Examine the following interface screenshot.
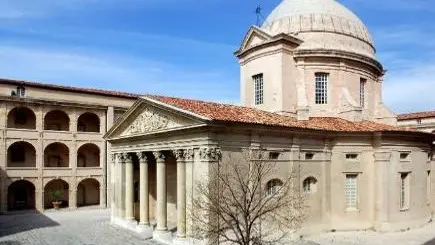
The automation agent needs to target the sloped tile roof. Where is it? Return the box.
[0,78,141,99]
[148,95,411,133]
[398,111,435,120]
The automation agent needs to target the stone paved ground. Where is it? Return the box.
[305,222,435,245]
[0,209,162,245]
[2,209,435,245]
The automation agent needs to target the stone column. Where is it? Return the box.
[110,154,117,221]
[137,152,150,226]
[199,147,222,244]
[124,153,135,221]
[184,149,195,237]
[154,151,167,231]
[116,153,125,219]
[174,149,187,238]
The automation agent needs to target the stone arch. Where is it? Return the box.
[44,142,69,168]
[44,110,70,131]
[7,141,36,167]
[303,176,318,194]
[77,143,100,167]
[7,107,36,129]
[44,179,69,209]
[266,178,283,196]
[77,178,100,207]
[7,180,36,211]
[77,112,100,133]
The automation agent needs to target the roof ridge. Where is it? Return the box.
[0,77,142,98]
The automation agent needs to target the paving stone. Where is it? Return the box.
[0,209,162,245]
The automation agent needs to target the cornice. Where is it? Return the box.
[235,34,302,59]
[0,95,129,111]
[294,49,384,75]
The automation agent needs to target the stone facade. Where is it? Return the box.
[398,112,435,133]
[106,98,435,244]
[0,79,136,213]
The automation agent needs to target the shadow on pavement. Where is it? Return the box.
[424,239,435,245]
[0,211,59,237]
[0,241,21,245]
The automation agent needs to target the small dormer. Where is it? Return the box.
[10,85,26,98]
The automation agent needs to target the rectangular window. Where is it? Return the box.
[346,153,359,160]
[315,73,328,104]
[253,74,264,105]
[400,173,410,210]
[345,174,358,210]
[17,86,25,97]
[269,152,280,160]
[360,78,366,108]
[428,171,431,204]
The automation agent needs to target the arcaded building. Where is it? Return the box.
[1,0,434,244]
[398,111,435,134]
[105,0,434,244]
[0,79,136,213]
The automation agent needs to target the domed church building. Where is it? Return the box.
[104,0,435,243]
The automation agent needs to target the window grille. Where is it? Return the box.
[253,74,264,105]
[360,78,366,107]
[315,73,328,104]
[345,174,358,210]
[400,173,410,210]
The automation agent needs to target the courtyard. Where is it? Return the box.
[1,209,435,245]
[0,209,162,245]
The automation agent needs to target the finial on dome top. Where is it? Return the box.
[255,1,266,26]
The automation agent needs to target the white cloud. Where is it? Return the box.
[343,0,435,12]
[0,45,238,102]
[383,64,435,113]
[0,0,214,19]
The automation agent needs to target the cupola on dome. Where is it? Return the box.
[262,0,376,59]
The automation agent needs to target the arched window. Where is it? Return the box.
[77,112,100,133]
[7,107,36,129]
[266,179,283,196]
[303,177,318,194]
[44,110,70,131]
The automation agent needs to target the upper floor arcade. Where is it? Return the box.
[4,105,105,134]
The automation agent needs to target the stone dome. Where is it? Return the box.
[262,0,376,59]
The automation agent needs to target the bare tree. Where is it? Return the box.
[191,149,306,245]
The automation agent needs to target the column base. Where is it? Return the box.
[153,230,173,244]
[172,237,194,245]
[136,224,153,237]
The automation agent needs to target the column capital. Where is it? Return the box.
[153,151,165,163]
[136,152,148,164]
[199,147,221,161]
[110,153,116,163]
[120,152,133,163]
[173,149,184,161]
[183,148,194,161]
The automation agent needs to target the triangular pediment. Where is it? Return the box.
[239,26,272,51]
[105,98,208,140]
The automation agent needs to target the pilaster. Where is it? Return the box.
[374,150,392,231]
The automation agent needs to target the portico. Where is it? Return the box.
[110,148,193,241]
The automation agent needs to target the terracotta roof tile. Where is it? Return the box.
[148,95,415,133]
[0,78,141,99]
[398,111,435,120]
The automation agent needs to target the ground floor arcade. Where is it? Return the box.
[3,177,104,212]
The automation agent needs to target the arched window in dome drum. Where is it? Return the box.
[315,73,328,104]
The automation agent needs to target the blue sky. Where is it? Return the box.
[0,0,433,113]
